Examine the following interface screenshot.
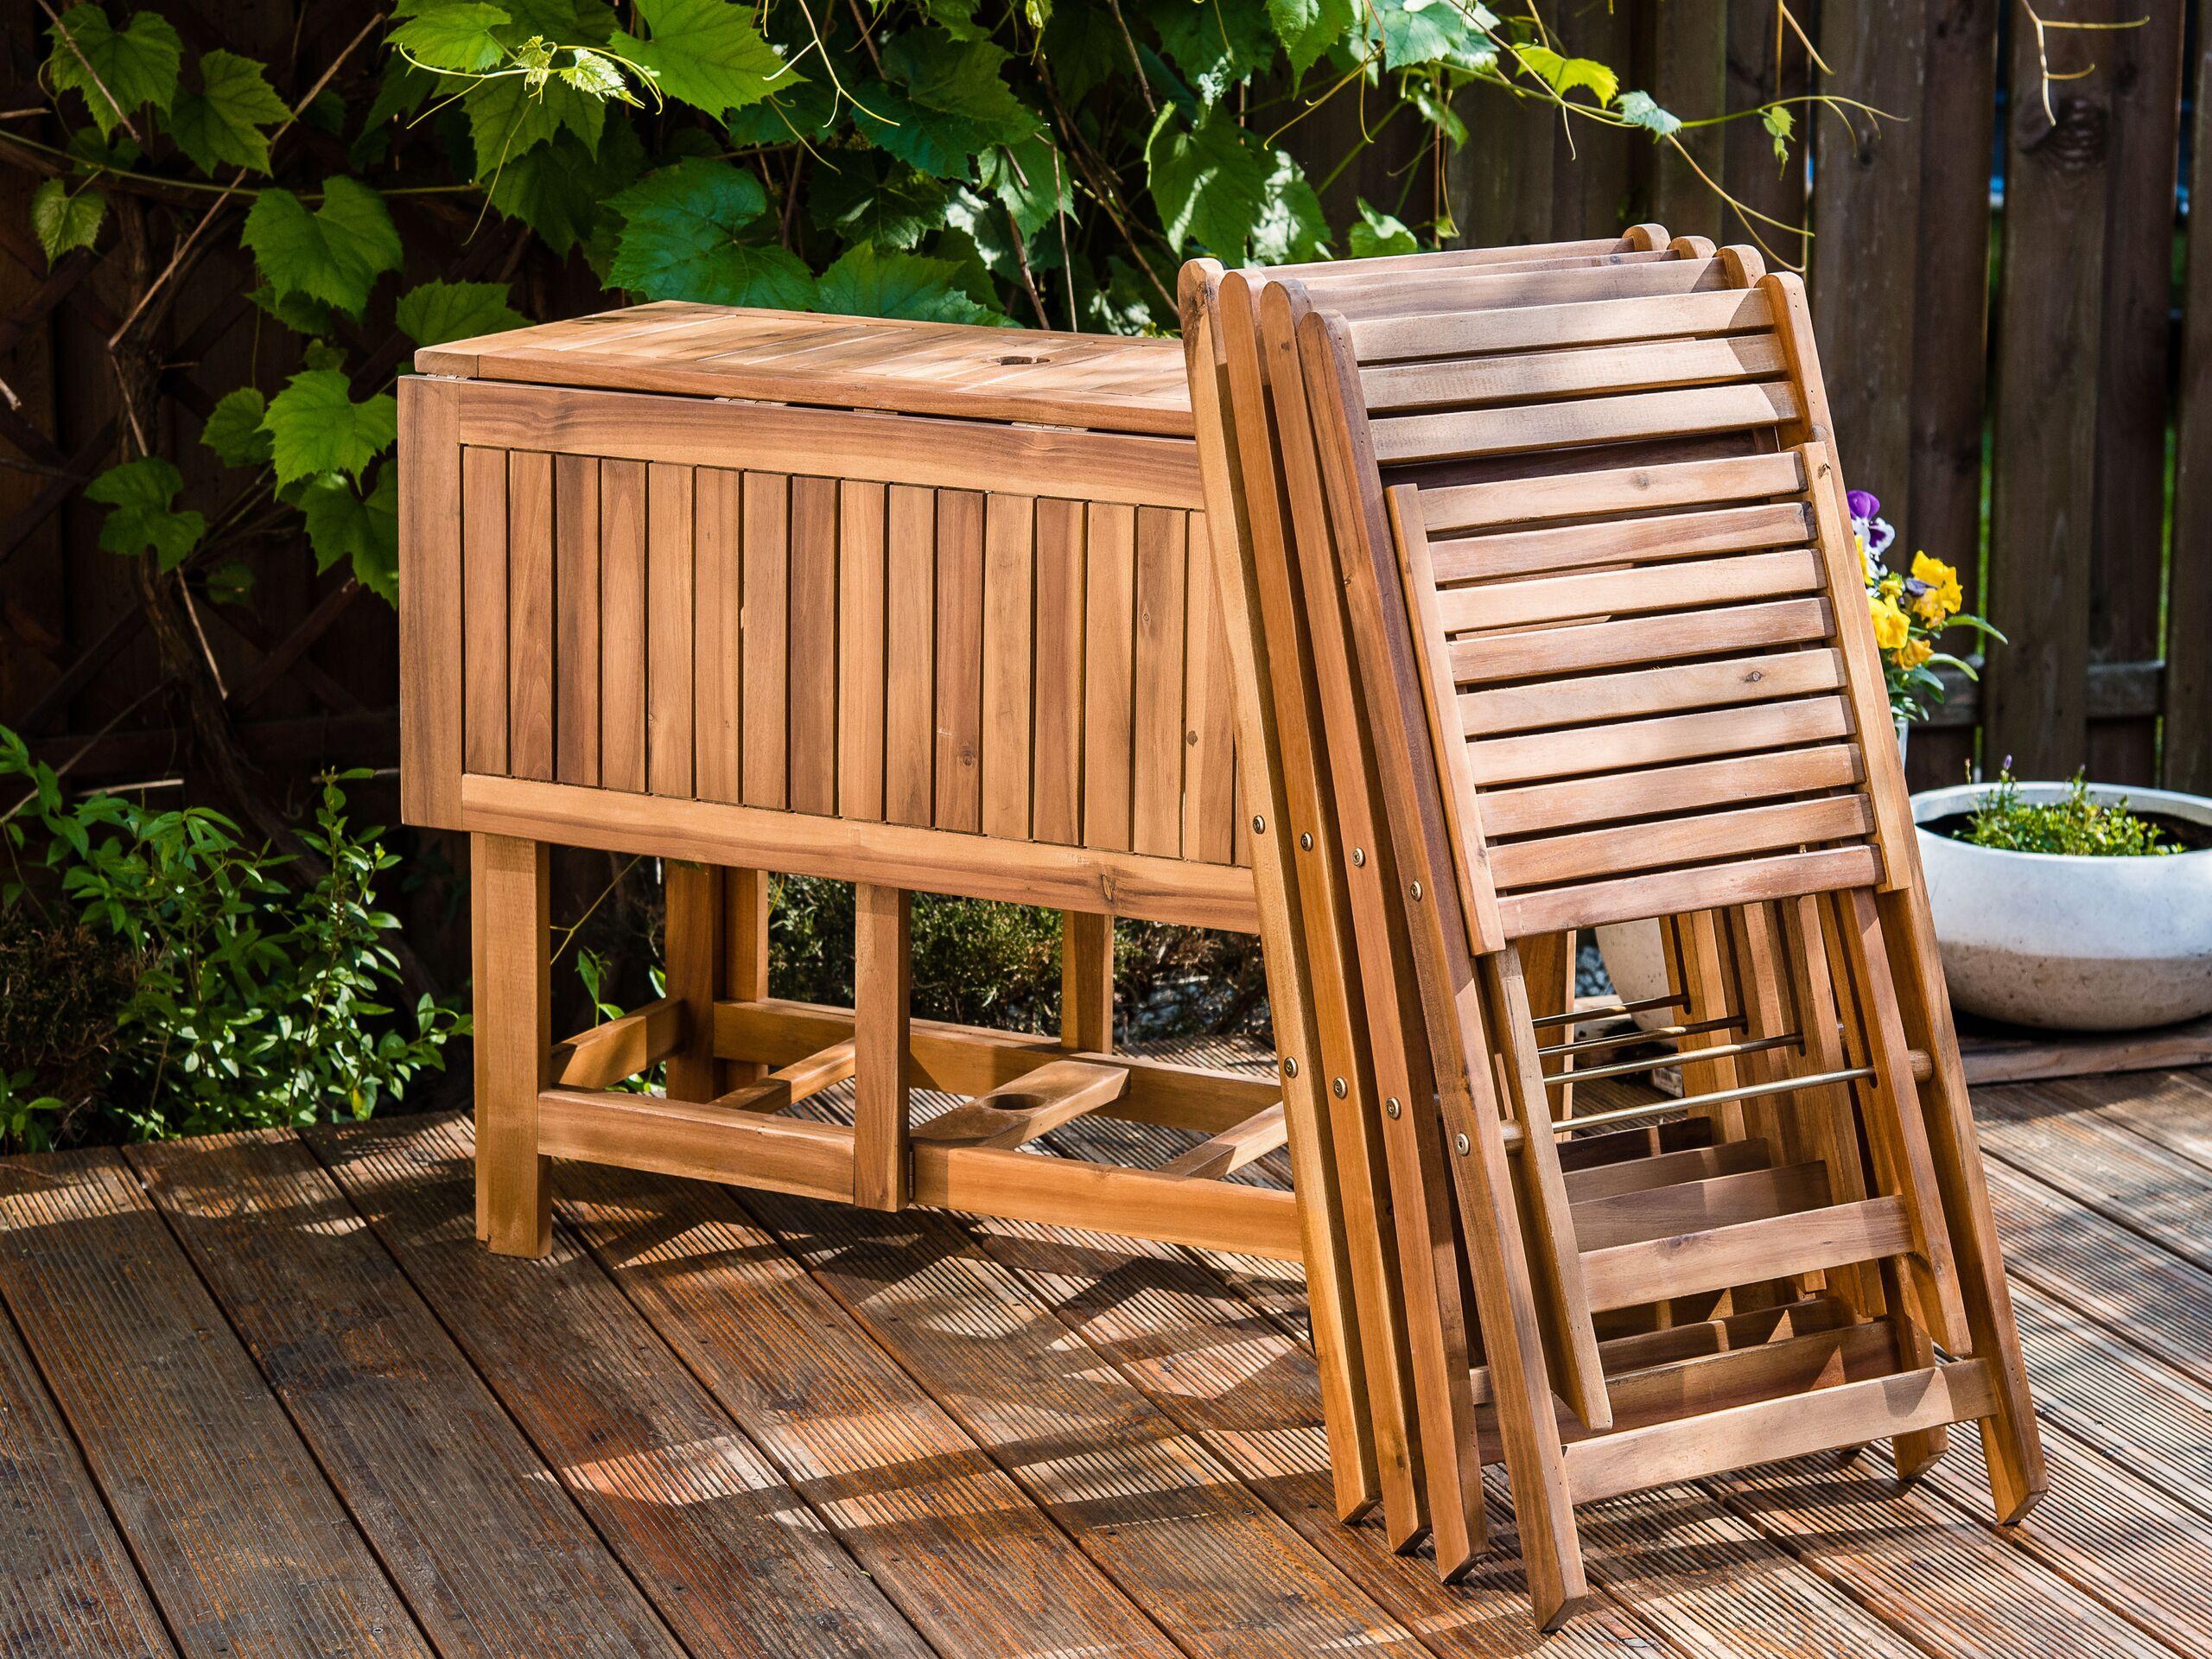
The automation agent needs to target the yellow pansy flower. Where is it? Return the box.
[1910,551,1961,622]
[1894,637,1933,670]
[1869,594,1910,652]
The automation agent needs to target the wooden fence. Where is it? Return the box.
[3,0,2207,823]
[1440,0,2210,796]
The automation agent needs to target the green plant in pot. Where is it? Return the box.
[1911,769,2212,1032]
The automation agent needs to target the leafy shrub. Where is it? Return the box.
[766,875,1263,1043]
[1961,771,2180,859]
[0,728,467,1149]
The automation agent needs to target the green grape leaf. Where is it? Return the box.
[485,119,642,253]
[1363,0,1489,69]
[610,0,793,120]
[1763,103,1795,163]
[808,156,955,251]
[46,6,181,138]
[1265,0,1358,78]
[389,3,512,73]
[1039,6,1124,103]
[1146,106,1268,264]
[262,369,397,486]
[1616,90,1681,139]
[301,467,400,601]
[1150,0,1274,101]
[607,158,815,307]
[395,279,527,346]
[241,177,402,318]
[1252,147,1327,264]
[979,130,1072,240]
[200,387,273,467]
[165,49,289,174]
[248,282,335,337]
[883,30,1034,145]
[86,456,204,570]
[815,243,1004,325]
[351,57,438,163]
[465,66,604,177]
[30,178,105,263]
[1517,44,1618,105]
[1349,197,1418,258]
[852,84,986,180]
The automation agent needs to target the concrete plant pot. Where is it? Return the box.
[1911,780,2212,1031]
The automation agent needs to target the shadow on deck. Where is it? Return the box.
[3,1057,2209,1658]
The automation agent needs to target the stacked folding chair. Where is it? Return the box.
[1182,238,2047,1627]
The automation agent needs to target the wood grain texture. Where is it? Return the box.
[789,475,841,816]
[982,493,1035,839]
[555,454,601,785]
[461,445,509,776]
[506,449,556,782]
[550,1154,1185,1659]
[742,471,791,810]
[646,462,696,796]
[885,485,935,828]
[1033,497,1087,844]
[0,1150,435,1658]
[694,466,743,802]
[1131,507,1188,857]
[600,457,648,791]
[310,1114,936,1659]
[933,490,986,833]
[129,1131,687,1659]
[838,480,888,819]
[400,376,465,828]
[0,1253,175,1657]
[1083,501,1136,851]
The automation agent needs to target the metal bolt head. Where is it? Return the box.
[1385,1096,1402,1119]
[1453,1132,1471,1155]
[1252,814,1267,834]
[1332,1077,1347,1098]
[1409,880,1424,901]
[1351,847,1365,867]
[1299,831,1313,851]
[1282,1056,1299,1077]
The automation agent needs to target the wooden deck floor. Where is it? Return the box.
[4,1058,2212,1657]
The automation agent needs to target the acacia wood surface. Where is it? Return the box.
[3,1064,2190,1656]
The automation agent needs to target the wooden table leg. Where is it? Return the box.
[663,861,726,1101]
[1061,912,1114,1053]
[725,868,772,1082]
[855,883,912,1211]
[474,832,551,1257]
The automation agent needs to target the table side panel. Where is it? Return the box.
[416,379,1252,915]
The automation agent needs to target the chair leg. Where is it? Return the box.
[474,832,551,1257]
[854,883,912,1211]
[1878,882,2050,1521]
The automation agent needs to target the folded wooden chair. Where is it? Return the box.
[1182,227,1764,1573]
[1267,252,2046,1622]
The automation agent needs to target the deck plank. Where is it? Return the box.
[1040,1109,1938,1659]
[723,1184,1431,1658]
[537,1147,1185,1659]
[126,1130,689,1659]
[0,1283,176,1658]
[303,1115,934,1659]
[0,1150,435,1659]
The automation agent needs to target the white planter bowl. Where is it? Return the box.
[1912,781,2212,1031]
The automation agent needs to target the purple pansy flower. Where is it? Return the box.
[1847,489,1881,520]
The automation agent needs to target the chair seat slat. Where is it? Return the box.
[1434,548,1824,634]
[1449,594,1832,685]
[1429,500,1814,583]
[1373,381,1802,467]
[1363,334,1788,413]
[1478,744,1865,836]
[1460,647,1847,737]
[1487,794,1874,891]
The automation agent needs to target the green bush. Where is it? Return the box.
[0,728,467,1150]
[1962,771,2180,859]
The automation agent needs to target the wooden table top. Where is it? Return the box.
[414,301,1193,437]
